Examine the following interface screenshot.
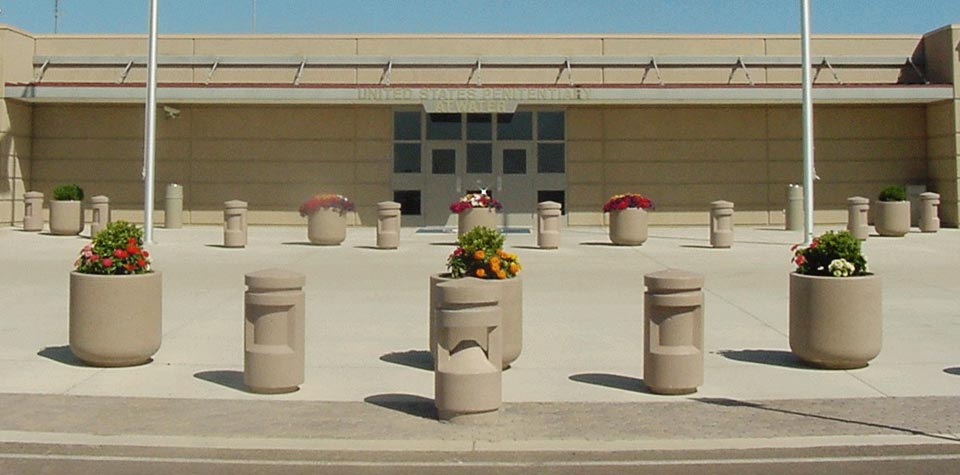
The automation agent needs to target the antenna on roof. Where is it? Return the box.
[54,0,61,33]
[251,0,257,33]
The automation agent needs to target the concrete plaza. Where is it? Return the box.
[1,223,959,472]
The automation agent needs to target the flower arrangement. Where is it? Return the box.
[791,230,869,277]
[447,226,521,280]
[602,193,654,212]
[298,193,356,216]
[449,191,503,214]
[75,221,152,275]
[878,185,907,202]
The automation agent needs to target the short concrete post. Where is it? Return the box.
[709,200,734,248]
[376,201,402,249]
[644,269,705,395]
[164,183,183,229]
[224,200,248,248]
[434,279,502,423]
[919,192,940,233]
[90,195,110,237]
[846,196,870,240]
[244,270,305,394]
[785,184,803,231]
[23,191,44,232]
[536,201,562,249]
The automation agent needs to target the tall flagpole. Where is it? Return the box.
[800,0,815,244]
[143,0,158,243]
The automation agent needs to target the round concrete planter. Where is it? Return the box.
[69,271,162,367]
[49,200,83,236]
[457,207,498,237]
[789,273,881,369]
[430,273,522,369]
[608,208,648,246]
[874,200,910,237]
[307,208,347,245]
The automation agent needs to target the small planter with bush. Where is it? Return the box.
[49,184,85,236]
[874,185,910,237]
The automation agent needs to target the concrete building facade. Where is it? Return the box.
[1,23,958,227]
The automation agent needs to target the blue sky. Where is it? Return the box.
[0,0,958,35]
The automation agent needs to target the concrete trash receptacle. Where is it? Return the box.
[224,200,248,248]
[165,184,183,229]
[244,269,305,394]
[919,192,940,233]
[644,269,705,395]
[376,201,402,249]
[709,200,734,248]
[90,195,110,237]
[23,191,44,232]
[536,201,562,249]
[846,196,870,240]
[785,184,803,231]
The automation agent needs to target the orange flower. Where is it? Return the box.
[490,262,501,272]
[498,249,508,258]
[473,250,485,260]
[509,263,519,274]
[475,268,486,278]
[497,270,506,279]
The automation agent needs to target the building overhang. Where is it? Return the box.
[5,82,953,108]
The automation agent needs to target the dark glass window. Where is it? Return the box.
[502,148,527,174]
[496,111,532,140]
[393,190,422,216]
[537,190,565,213]
[393,143,421,173]
[537,111,565,140]
[432,149,456,174]
[393,111,420,140]
[467,114,492,140]
[537,143,565,173]
[467,143,492,173]
[426,113,462,140]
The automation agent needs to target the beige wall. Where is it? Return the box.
[30,104,392,225]
[0,26,35,225]
[923,25,960,226]
[567,104,928,226]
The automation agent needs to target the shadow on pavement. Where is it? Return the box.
[364,393,437,420]
[569,372,651,394]
[944,367,960,376]
[578,241,625,247]
[380,350,433,371]
[37,345,86,367]
[194,370,249,393]
[715,349,812,370]
[694,397,960,442]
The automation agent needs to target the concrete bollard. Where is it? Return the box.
[536,201,562,249]
[846,196,870,240]
[643,269,705,395]
[785,184,803,231]
[164,183,183,229]
[90,195,110,237]
[709,200,734,248]
[224,200,248,248]
[244,269,305,394]
[434,279,502,423]
[376,201,402,249]
[23,191,44,232]
[919,192,940,233]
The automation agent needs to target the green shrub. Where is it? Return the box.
[791,230,868,277]
[878,185,906,202]
[446,226,521,279]
[74,221,152,275]
[53,184,84,201]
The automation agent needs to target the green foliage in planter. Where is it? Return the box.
[53,184,84,201]
[791,230,869,277]
[447,226,522,280]
[75,221,152,275]
[878,185,906,202]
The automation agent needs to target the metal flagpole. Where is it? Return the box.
[800,0,815,244]
[143,0,158,243]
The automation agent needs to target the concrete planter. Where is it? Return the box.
[307,208,347,245]
[789,273,881,369]
[49,200,84,236]
[608,208,648,246]
[69,271,162,367]
[430,273,522,369]
[457,207,498,237]
[874,201,910,237]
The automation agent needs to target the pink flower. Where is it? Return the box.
[102,258,113,267]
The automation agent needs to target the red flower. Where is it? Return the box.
[90,254,99,262]
[126,244,140,254]
[127,237,137,244]
[795,255,806,265]
[102,258,113,267]
[124,263,135,272]
[137,258,146,267]
[142,250,150,258]
[114,249,128,259]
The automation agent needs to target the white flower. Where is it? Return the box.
[829,258,856,277]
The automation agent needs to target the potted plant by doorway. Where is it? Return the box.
[874,185,910,237]
[299,193,355,245]
[49,183,85,236]
[430,226,523,369]
[450,191,502,237]
[789,230,881,369]
[603,193,654,246]
[70,220,162,367]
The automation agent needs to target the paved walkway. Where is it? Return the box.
[1,223,959,471]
